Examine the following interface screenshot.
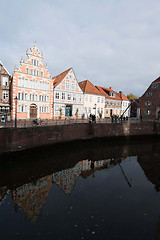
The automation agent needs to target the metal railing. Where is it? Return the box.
[0,117,158,128]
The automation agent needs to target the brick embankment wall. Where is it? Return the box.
[0,122,160,153]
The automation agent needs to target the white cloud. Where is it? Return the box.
[1,0,160,96]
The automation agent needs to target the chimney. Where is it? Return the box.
[109,87,112,90]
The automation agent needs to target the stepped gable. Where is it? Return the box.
[152,76,160,84]
[79,80,105,96]
[52,68,71,88]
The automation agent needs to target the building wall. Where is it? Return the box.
[11,43,53,120]
[104,98,121,118]
[0,62,10,120]
[83,93,105,118]
[53,69,83,119]
[121,100,130,117]
[140,81,160,119]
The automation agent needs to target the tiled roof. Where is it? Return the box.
[79,80,105,96]
[0,61,10,76]
[152,76,160,83]
[52,68,72,87]
[118,91,129,101]
[96,86,121,100]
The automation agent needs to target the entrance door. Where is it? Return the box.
[65,105,72,117]
[30,104,37,118]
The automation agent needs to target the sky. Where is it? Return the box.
[1,0,160,97]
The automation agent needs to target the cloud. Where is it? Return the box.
[1,0,160,96]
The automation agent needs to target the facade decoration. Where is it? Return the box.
[0,61,11,121]
[52,68,83,119]
[139,77,160,120]
[11,42,53,120]
[79,80,105,118]
[96,86,130,117]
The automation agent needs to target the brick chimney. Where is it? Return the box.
[109,87,113,90]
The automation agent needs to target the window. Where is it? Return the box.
[21,105,24,112]
[26,68,29,74]
[37,70,39,76]
[145,110,151,115]
[79,95,82,102]
[41,71,43,77]
[18,78,21,87]
[39,95,41,102]
[67,93,71,100]
[31,59,34,65]
[34,60,36,66]
[25,93,28,101]
[106,109,108,114]
[146,92,152,97]
[55,105,59,113]
[152,83,159,88]
[31,69,33,75]
[62,92,65,100]
[25,105,27,112]
[98,108,100,113]
[3,91,8,100]
[90,96,92,102]
[18,92,21,100]
[101,97,104,103]
[101,108,103,113]
[22,93,24,100]
[37,61,39,66]
[98,97,100,103]
[34,70,36,76]
[89,107,91,113]
[85,95,88,101]
[66,82,70,89]
[3,77,8,86]
[73,94,76,101]
[55,92,59,99]
[145,101,152,106]
[85,107,87,113]
[71,83,75,90]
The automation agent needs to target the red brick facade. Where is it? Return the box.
[139,77,160,119]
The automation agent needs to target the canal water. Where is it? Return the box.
[0,138,160,240]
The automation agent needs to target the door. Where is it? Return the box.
[65,105,72,117]
[30,104,37,118]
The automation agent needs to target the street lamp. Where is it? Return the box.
[14,96,18,128]
[94,103,97,116]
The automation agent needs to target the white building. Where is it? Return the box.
[79,80,105,118]
[119,91,130,117]
[52,68,83,119]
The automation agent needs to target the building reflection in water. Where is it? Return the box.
[12,175,52,222]
[11,158,122,222]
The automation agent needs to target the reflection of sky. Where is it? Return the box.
[0,155,160,239]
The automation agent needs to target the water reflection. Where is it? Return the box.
[0,139,160,239]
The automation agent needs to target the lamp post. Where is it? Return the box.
[15,96,18,128]
[94,103,97,117]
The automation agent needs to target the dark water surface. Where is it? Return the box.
[0,138,160,240]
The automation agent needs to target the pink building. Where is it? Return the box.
[11,43,53,120]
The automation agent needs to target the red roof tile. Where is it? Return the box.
[96,86,121,100]
[79,80,105,96]
[52,68,72,87]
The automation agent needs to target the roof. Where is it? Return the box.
[0,61,11,76]
[52,68,72,87]
[79,80,105,96]
[118,91,129,101]
[96,86,121,100]
[152,76,160,84]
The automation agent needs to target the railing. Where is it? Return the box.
[0,117,158,128]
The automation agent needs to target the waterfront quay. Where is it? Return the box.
[0,120,160,154]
